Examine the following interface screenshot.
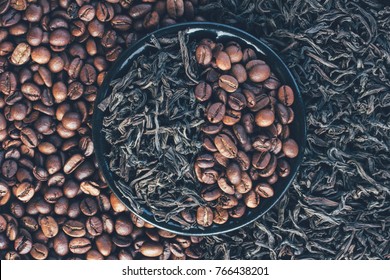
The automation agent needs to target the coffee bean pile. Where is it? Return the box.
[0,0,209,260]
[192,39,299,227]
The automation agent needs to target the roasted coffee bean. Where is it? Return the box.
[217,177,235,195]
[218,194,238,209]
[63,220,86,237]
[63,154,85,174]
[228,203,246,218]
[214,133,238,158]
[225,45,243,63]
[96,2,114,22]
[232,124,248,146]
[201,184,222,201]
[21,83,40,101]
[2,159,17,178]
[20,127,38,148]
[228,92,247,111]
[39,216,58,238]
[252,134,273,152]
[0,71,17,95]
[80,181,100,196]
[255,109,275,127]
[129,4,152,19]
[196,44,212,66]
[69,237,91,254]
[14,182,34,202]
[140,241,163,257]
[10,42,31,65]
[222,109,241,126]
[49,28,71,48]
[194,81,212,102]
[201,168,218,184]
[20,216,38,232]
[235,172,252,194]
[143,11,159,30]
[207,102,225,123]
[244,190,260,208]
[252,152,271,170]
[202,136,217,152]
[276,103,290,124]
[30,243,48,259]
[110,193,127,213]
[96,233,112,256]
[216,51,231,71]
[201,122,223,135]
[219,75,238,92]
[115,215,133,236]
[80,197,98,216]
[255,183,274,198]
[213,208,229,225]
[14,228,32,254]
[167,0,184,19]
[196,153,215,168]
[283,138,299,158]
[278,85,294,106]
[226,162,241,185]
[53,231,69,256]
[235,150,250,171]
[215,88,227,104]
[259,154,277,178]
[0,214,7,232]
[278,159,291,178]
[196,206,213,227]
[78,5,95,22]
[86,216,103,237]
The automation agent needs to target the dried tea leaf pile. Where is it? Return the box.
[99,32,205,227]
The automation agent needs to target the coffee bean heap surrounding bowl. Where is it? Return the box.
[0,0,210,260]
[192,39,299,227]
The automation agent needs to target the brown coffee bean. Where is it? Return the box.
[80,197,98,216]
[278,85,294,106]
[63,220,86,237]
[114,215,133,236]
[53,231,69,256]
[229,203,246,218]
[2,159,17,178]
[278,159,291,178]
[25,4,42,22]
[231,63,247,83]
[248,63,271,83]
[194,81,212,102]
[216,51,231,71]
[244,190,260,208]
[225,45,243,63]
[235,150,250,171]
[39,216,58,238]
[201,168,218,185]
[96,233,112,256]
[14,182,34,202]
[201,184,222,201]
[21,83,40,101]
[222,109,241,126]
[196,206,213,227]
[63,154,84,174]
[31,46,51,64]
[252,151,271,170]
[255,183,274,198]
[143,11,159,30]
[30,243,48,259]
[110,193,127,213]
[207,102,225,123]
[167,0,184,19]
[80,181,100,197]
[202,136,217,152]
[14,228,32,254]
[234,171,252,194]
[255,109,275,127]
[276,103,290,124]
[69,237,92,254]
[80,64,96,85]
[0,71,17,95]
[129,4,152,19]
[218,194,238,209]
[86,216,103,237]
[68,57,84,79]
[196,44,212,66]
[201,122,223,135]
[214,133,238,158]
[226,162,241,185]
[196,153,214,168]
[259,154,277,178]
[283,138,299,158]
[49,28,71,48]
[218,75,238,92]
[140,241,163,257]
[10,42,30,65]
[228,92,247,111]
[78,5,95,22]
[217,177,235,195]
[96,2,114,22]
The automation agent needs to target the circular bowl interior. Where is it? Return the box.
[92,22,307,236]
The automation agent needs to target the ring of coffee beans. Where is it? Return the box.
[192,39,299,227]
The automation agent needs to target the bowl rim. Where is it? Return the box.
[92,22,307,236]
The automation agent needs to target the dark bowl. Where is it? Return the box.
[92,22,307,236]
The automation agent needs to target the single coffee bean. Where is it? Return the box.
[217,177,235,195]
[222,109,241,126]
[63,153,85,174]
[228,92,247,111]
[259,154,277,178]
[201,122,223,135]
[194,81,212,102]
[255,183,274,198]
[214,134,238,158]
[235,171,252,194]
[63,220,86,237]
[96,2,114,22]
[129,4,152,19]
[80,197,98,216]
[14,182,34,202]
[252,152,271,170]
[278,159,291,178]
[231,63,247,83]
[10,42,31,65]
[110,193,127,213]
[96,233,112,256]
[202,137,217,152]
[212,208,229,225]
[0,71,17,95]
[219,75,238,92]
[252,134,273,152]
[226,162,241,185]
[232,124,248,146]
[278,85,294,106]
[235,150,250,171]
[216,51,231,71]
[49,28,71,48]
[229,203,246,218]
[78,5,95,22]
[24,3,42,22]
[39,216,58,238]
[20,127,38,148]
[218,194,238,209]
[196,206,213,227]
[167,0,184,19]
[30,243,48,259]
[201,168,218,184]
[225,45,243,63]
[201,184,222,201]
[244,190,260,208]
[86,216,103,237]
[207,102,225,123]
[115,215,133,236]
[53,231,69,256]
[143,11,159,30]
[31,46,51,64]
[80,181,100,196]
[196,153,215,168]
[69,237,92,254]
[21,83,40,101]
[196,44,212,66]
[283,138,299,158]
[2,159,17,178]
[255,109,275,127]
[140,241,163,257]
[276,103,290,124]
